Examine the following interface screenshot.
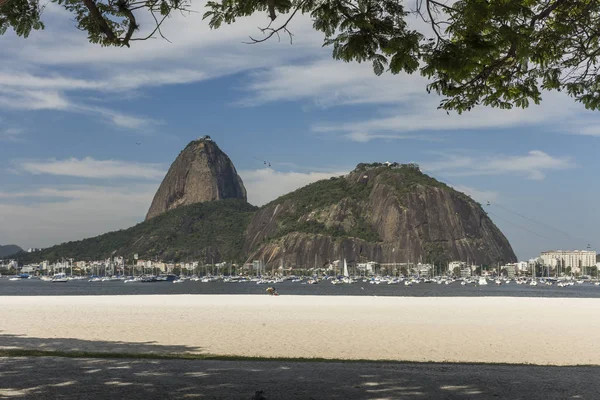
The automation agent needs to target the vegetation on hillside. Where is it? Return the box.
[6,164,493,265]
[11,199,257,264]
[261,164,480,244]
[0,244,23,258]
[264,174,380,242]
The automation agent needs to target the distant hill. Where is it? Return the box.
[14,199,257,264]
[0,244,23,258]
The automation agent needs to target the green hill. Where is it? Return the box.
[13,199,257,264]
[0,244,23,258]
[244,163,517,267]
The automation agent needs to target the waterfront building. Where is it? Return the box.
[459,266,472,278]
[540,250,596,274]
[516,261,528,272]
[357,261,377,273]
[449,261,466,271]
[504,263,516,278]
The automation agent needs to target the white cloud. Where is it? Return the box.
[0,86,155,128]
[451,185,499,204]
[479,151,573,180]
[342,131,443,143]
[0,128,25,142]
[77,105,159,129]
[312,92,578,139]
[0,3,323,129]
[239,59,426,107]
[240,168,347,206]
[574,125,600,137]
[0,184,157,249]
[422,150,574,180]
[0,88,70,111]
[17,157,166,180]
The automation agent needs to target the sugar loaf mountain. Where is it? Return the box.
[13,137,516,267]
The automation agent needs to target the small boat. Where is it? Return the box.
[494,279,502,285]
[52,273,69,283]
[460,280,466,286]
[530,280,538,286]
[9,277,21,281]
[173,279,184,284]
[478,277,488,286]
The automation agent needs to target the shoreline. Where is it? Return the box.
[2,295,600,365]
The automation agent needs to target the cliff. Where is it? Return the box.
[244,163,516,267]
[146,137,247,220]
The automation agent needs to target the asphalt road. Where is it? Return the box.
[1,357,598,399]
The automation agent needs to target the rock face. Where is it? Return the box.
[244,163,516,267]
[146,138,247,220]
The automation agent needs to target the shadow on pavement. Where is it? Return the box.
[1,349,599,399]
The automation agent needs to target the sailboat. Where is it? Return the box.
[478,267,488,286]
[342,259,355,283]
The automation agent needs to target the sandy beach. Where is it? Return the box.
[2,295,600,365]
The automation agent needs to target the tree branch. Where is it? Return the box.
[244,1,305,44]
[81,0,118,42]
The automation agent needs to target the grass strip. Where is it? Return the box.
[0,349,596,367]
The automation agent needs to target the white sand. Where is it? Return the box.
[2,295,600,365]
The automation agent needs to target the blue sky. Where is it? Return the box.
[1,3,599,261]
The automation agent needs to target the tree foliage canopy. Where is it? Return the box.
[3,0,600,112]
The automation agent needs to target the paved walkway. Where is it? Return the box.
[1,357,598,399]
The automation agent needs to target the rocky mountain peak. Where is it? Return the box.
[145,136,247,220]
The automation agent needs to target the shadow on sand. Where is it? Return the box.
[0,332,202,355]
[1,333,599,399]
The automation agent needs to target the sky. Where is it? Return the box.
[1,3,599,261]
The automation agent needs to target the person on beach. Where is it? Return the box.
[266,287,279,296]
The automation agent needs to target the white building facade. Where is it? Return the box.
[540,250,596,271]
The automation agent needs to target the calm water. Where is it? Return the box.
[2,278,600,297]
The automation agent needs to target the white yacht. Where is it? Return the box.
[52,273,69,283]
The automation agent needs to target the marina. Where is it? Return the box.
[3,274,600,297]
